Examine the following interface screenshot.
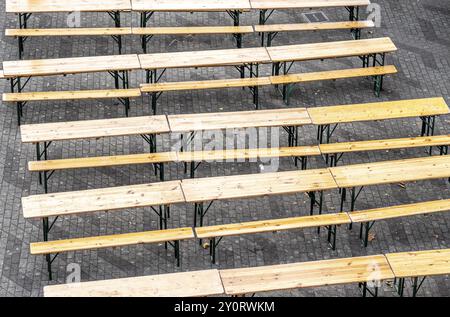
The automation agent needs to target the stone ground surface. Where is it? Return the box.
[0,0,449,297]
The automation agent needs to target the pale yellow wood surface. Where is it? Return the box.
[267,37,397,63]
[220,254,393,295]
[22,180,184,219]
[138,47,271,70]
[28,152,178,172]
[329,156,450,188]
[3,89,141,102]
[168,108,311,133]
[0,70,5,79]
[6,0,132,13]
[140,77,271,93]
[349,199,450,223]
[255,20,374,33]
[176,146,321,162]
[250,0,371,10]
[44,269,224,297]
[386,249,450,279]
[132,26,254,35]
[308,97,449,125]
[195,213,351,239]
[5,27,133,37]
[181,169,337,203]
[2,54,141,77]
[269,66,397,85]
[20,115,169,143]
[132,0,251,12]
[320,135,450,154]
[31,227,194,255]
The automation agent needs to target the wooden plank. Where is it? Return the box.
[267,37,397,63]
[250,0,371,10]
[132,26,254,35]
[176,146,321,162]
[196,213,351,239]
[386,249,450,279]
[0,70,5,79]
[3,89,142,102]
[132,0,251,12]
[320,135,450,154]
[349,199,450,223]
[269,66,397,85]
[168,108,312,133]
[140,77,271,93]
[329,156,450,188]
[2,54,141,77]
[6,0,132,13]
[5,27,133,37]
[138,47,271,70]
[22,180,185,219]
[44,269,224,297]
[255,20,374,33]
[20,115,169,143]
[181,169,337,203]
[31,227,194,255]
[308,97,449,125]
[220,254,393,295]
[28,152,178,172]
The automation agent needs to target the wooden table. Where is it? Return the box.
[250,0,371,25]
[181,168,337,226]
[6,0,132,13]
[44,269,224,297]
[220,254,393,296]
[385,249,450,297]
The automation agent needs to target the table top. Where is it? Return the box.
[132,0,251,12]
[3,54,141,78]
[181,169,337,203]
[44,269,224,297]
[385,249,450,279]
[139,47,271,70]
[250,0,371,10]
[267,37,397,63]
[6,0,132,13]
[220,254,393,295]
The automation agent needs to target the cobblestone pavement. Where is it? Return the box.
[0,0,449,297]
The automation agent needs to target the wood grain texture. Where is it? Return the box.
[308,97,449,125]
[220,255,393,295]
[329,155,450,188]
[6,0,132,13]
[22,181,184,219]
[168,108,311,133]
[132,0,251,12]
[267,37,397,63]
[3,89,141,102]
[20,115,169,143]
[255,20,374,32]
[250,0,371,10]
[44,269,224,297]
[132,26,254,35]
[385,249,450,279]
[5,27,132,37]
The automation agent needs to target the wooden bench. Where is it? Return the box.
[255,20,375,46]
[349,199,450,247]
[5,27,132,58]
[320,134,450,167]
[308,97,450,144]
[43,269,224,297]
[3,88,142,125]
[195,213,351,263]
[31,227,195,279]
[133,25,254,53]
[386,249,450,297]
[220,254,393,297]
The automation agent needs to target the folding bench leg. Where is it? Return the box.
[359,221,375,247]
[326,225,338,250]
[308,191,323,216]
[359,282,379,297]
[209,237,223,264]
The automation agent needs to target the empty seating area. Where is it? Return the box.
[0,0,449,298]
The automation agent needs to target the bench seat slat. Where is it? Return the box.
[195,213,351,239]
[349,199,450,223]
[255,20,374,33]
[22,180,185,219]
[132,26,254,35]
[3,89,141,102]
[30,227,194,255]
[250,0,371,10]
[5,28,133,37]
